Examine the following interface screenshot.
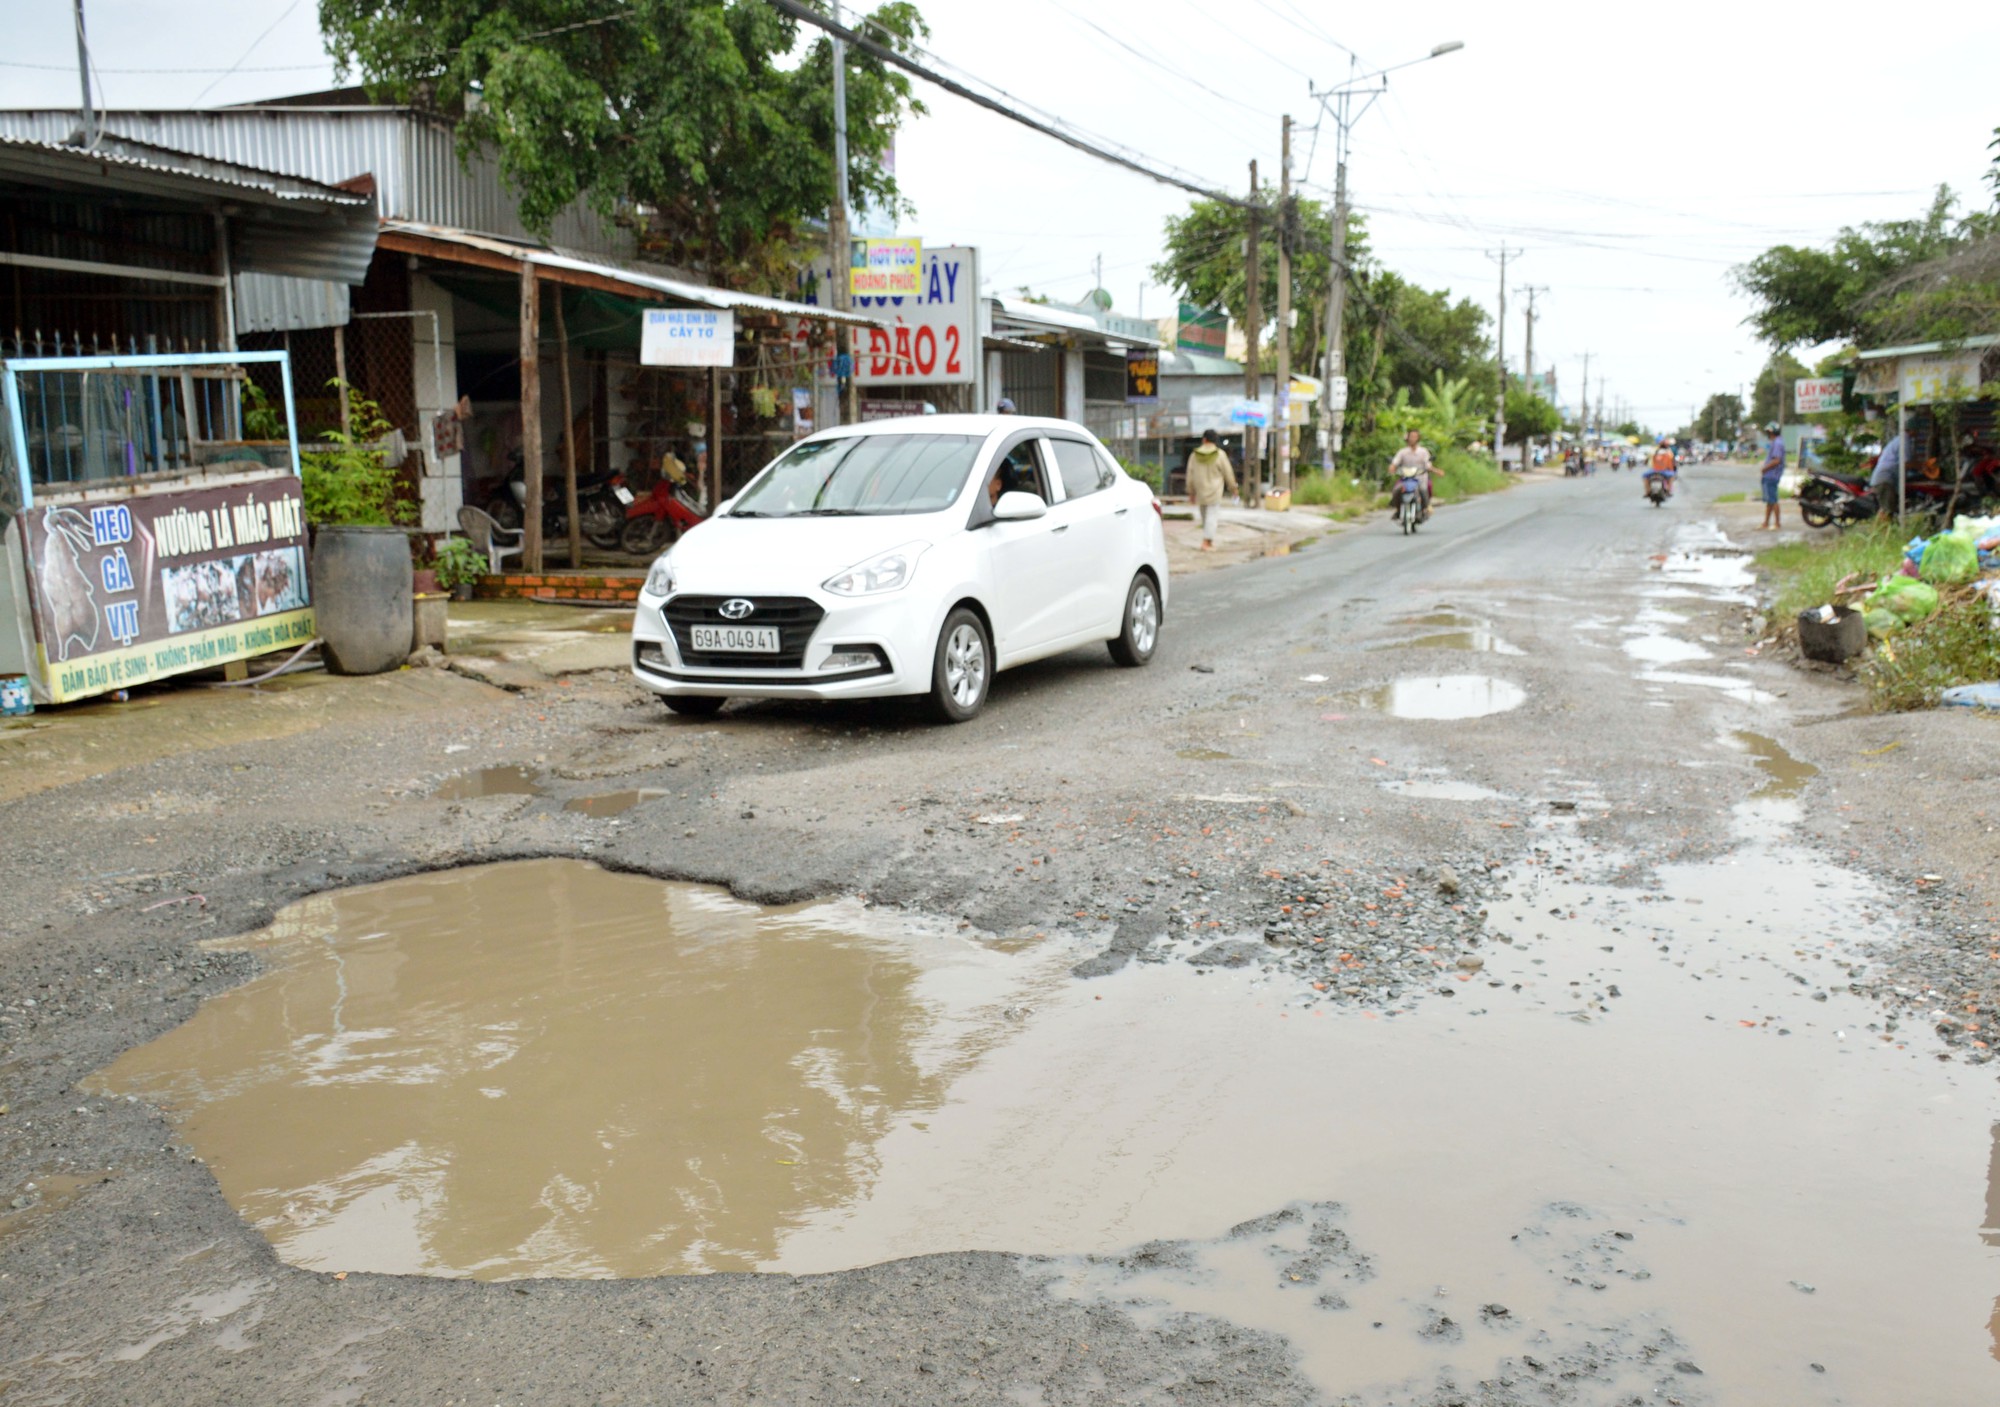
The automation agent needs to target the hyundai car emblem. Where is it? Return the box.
[719,599,755,620]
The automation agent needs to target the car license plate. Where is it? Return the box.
[613,485,635,504]
[691,625,779,653]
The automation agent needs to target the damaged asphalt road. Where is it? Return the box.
[3,464,1998,1405]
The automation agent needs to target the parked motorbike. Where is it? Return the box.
[1796,466,1963,530]
[620,481,707,555]
[1643,472,1672,507]
[490,457,631,548]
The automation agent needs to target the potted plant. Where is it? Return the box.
[432,537,486,602]
[304,383,420,674]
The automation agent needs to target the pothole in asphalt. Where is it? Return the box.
[1337,675,1526,720]
[563,789,668,818]
[1620,631,1712,665]
[1376,628,1524,655]
[435,765,544,800]
[86,841,2000,1399]
[1177,747,1236,761]
[1730,731,1820,798]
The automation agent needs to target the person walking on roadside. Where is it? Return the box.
[1186,430,1237,552]
[1757,422,1786,530]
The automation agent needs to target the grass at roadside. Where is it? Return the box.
[1294,449,1510,520]
[1754,521,1906,618]
[1756,521,2000,709]
[1713,492,1746,504]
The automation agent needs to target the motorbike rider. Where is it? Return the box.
[1388,428,1435,519]
[1645,436,1678,497]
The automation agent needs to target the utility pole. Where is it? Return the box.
[829,0,856,425]
[1517,285,1545,471]
[1242,160,1263,505]
[1310,41,1464,476]
[1485,248,1520,467]
[72,0,97,147]
[1276,114,1293,496]
[1578,351,1590,452]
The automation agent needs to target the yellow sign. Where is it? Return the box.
[850,237,923,298]
[39,608,316,704]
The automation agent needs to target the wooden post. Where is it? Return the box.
[520,262,543,571]
[332,323,351,437]
[554,288,581,568]
[709,365,723,510]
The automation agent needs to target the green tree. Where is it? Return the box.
[1733,183,1999,348]
[1691,393,1742,443]
[1750,351,1811,424]
[1152,187,1344,364]
[1504,388,1561,445]
[319,0,928,284]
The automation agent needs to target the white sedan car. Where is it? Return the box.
[632,414,1168,722]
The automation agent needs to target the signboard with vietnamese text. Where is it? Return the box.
[640,308,735,367]
[1898,353,1982,406]
[19,476,314,703]
[1176,302,1227,354]
[850,237,923,298]
[1794,377,1842,414]
[797,245,979,388]
[1125,349,1160,404]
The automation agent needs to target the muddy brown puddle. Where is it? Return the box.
[92,820,2000,1401]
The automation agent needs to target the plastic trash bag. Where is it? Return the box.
[1863,608,1901,637]
[1919,533,1978,584]
[1940,682,2000,710]
[1868,575,1940,621]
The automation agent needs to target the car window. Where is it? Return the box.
[1091,444,1123,491]
[729,434,982,517]
[1048,439,1110,501]
[985,437,1049,504]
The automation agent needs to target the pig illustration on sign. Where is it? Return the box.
[37,508,100,662]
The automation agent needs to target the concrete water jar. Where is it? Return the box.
[312,526,413,675]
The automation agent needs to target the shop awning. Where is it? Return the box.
[989,295,1164,349]
[376,219,884,327]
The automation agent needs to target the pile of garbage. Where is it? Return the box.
[1859,513,2000,639]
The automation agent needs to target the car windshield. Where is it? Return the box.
[728,434,981,518]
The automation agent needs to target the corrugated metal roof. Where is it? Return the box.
[0,109,632,260]
[380,220,886,328]
[1855,332,2000,361]
[235,271,351,333]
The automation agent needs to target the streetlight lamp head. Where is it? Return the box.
[1431,41,1465,56]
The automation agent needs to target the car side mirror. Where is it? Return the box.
[991,490,1047,521]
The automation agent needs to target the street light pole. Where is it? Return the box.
[830,0,856,426]
[1313,41,1462,477]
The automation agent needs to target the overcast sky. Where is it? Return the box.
[11,0,1999,429]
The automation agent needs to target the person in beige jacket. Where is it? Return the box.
[1186,430,1237,551]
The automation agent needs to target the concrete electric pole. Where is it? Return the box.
[829,0,856,425]
[1276,114,1293,495]
[1486,246,1520,465]
[1518,285,1546,470]
[1243,160,1263,505]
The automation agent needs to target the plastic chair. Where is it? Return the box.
[457,505,524,573]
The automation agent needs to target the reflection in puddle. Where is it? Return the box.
[435,765,544,800]
[1379,777,1503,801]
[94,861,1061,1279]
[1621,632,1712,665]
[1339,674,1526,720]
[1732,731,1819,799]
[563,789,667,818]
[1378,628,1524,656]
[1177,748,1236,761]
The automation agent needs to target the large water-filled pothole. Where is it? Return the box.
[1337,674,1526,720]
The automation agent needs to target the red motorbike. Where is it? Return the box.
[619,480,707,555]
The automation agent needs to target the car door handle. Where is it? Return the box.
[1114,507,1130,515]
[1049,524,1070,533]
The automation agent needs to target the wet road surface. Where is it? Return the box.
[5,464,1999,1405]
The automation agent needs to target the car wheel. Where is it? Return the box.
[1108,572,1160,667]
[930,607,990,723]
[662,695,725,718]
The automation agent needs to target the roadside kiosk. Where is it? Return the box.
[0,349,316,707]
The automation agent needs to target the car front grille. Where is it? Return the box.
[662,595,824,669]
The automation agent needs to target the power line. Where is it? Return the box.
[766,0,1248,208]
[192,0,305,104]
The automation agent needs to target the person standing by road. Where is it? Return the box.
[1869,425,1908,518]
[1186,430,1237,552]
[1757,422,1786,530]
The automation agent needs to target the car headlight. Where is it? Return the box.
[823,542,928,597]
[644,555,677,597]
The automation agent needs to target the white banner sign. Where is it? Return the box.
[802,245,978,387]
[641,308,734,367]
[1793,377,1842,414]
